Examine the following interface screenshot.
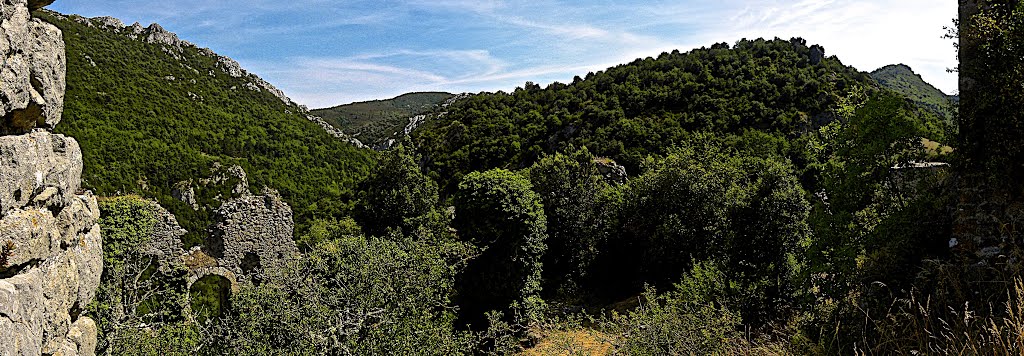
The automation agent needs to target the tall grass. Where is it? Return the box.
[860,277,1024,355]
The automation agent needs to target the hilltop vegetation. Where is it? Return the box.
[413,38,948,192]
[38,12,373,243]
[311,92,453,147]
[871,64,957,123]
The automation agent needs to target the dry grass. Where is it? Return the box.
[182,249,218,270]
[921,138,954,156]
[860,278,1024,355]
[521,328,615,356]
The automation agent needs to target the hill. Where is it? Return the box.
[311,92,454,147]
[412,38,910,191]
[37,11,374,245]
[871,64,957,123]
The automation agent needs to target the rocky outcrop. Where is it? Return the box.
[594,158,628,184]
[207,187,298,283]
[2,0,66,134]
[809,45,825,65]
[305,114,367,148]
[1,1,102,355]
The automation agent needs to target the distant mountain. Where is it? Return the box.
[871,64,956,123]
[37,11,373,243]
[311,92,454,147]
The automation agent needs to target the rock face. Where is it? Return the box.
[594,158,628,184]
[1,0,67,134]
[207,187,298,283]
[809,45,825,65]
[1,1,102,355]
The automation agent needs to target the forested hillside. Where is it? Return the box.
[413,38,949,192]
[871,64,957,123]
[311,92,453,147]
[38,12,373,243]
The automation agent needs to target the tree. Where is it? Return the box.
[526,146,611,299]
[453,169,548,329]
[597,138,809,325]
[354,143,439,238]
[90,196,197,354]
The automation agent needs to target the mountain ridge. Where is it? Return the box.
[310,92,456,148]
[870,63,957,123]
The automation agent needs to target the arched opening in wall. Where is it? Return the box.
[189,274,233,323]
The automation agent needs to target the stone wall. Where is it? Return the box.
[1,0,103,355]
[207,187,298,283]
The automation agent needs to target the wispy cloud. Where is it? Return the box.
[51,0,960,107]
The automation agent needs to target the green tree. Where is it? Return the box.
[526,146,610,299]
[453,169,548,329]
[354,143,439,238]
[597,138,809,325]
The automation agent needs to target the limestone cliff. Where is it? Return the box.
[1,0,102,355]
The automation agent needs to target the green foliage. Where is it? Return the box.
[525,146,612,300]
[100,322,204,356]
[604,283,742,355]
[37,12,373,242]
[92,196,192,354]
[354,143,440,237]
[453,169,548,328]
[214,231,471,355]
[959,0,1024,184]
[595,139,809,325]
[295,217,362,251]
[189,275,233,323]
[311,92,454,146]
[803,91,944,300]
[414,37,872,192]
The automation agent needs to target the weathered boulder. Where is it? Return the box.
[207,187,298,282]
[1,0,66,133]
[0,132,83,214]
[594,158,628,184]
[0,192,102,356]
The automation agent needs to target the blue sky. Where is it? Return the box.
[50,0,958,109]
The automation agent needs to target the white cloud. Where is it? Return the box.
[93,0,958,107]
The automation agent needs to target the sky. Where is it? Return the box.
[50,0,959,109]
